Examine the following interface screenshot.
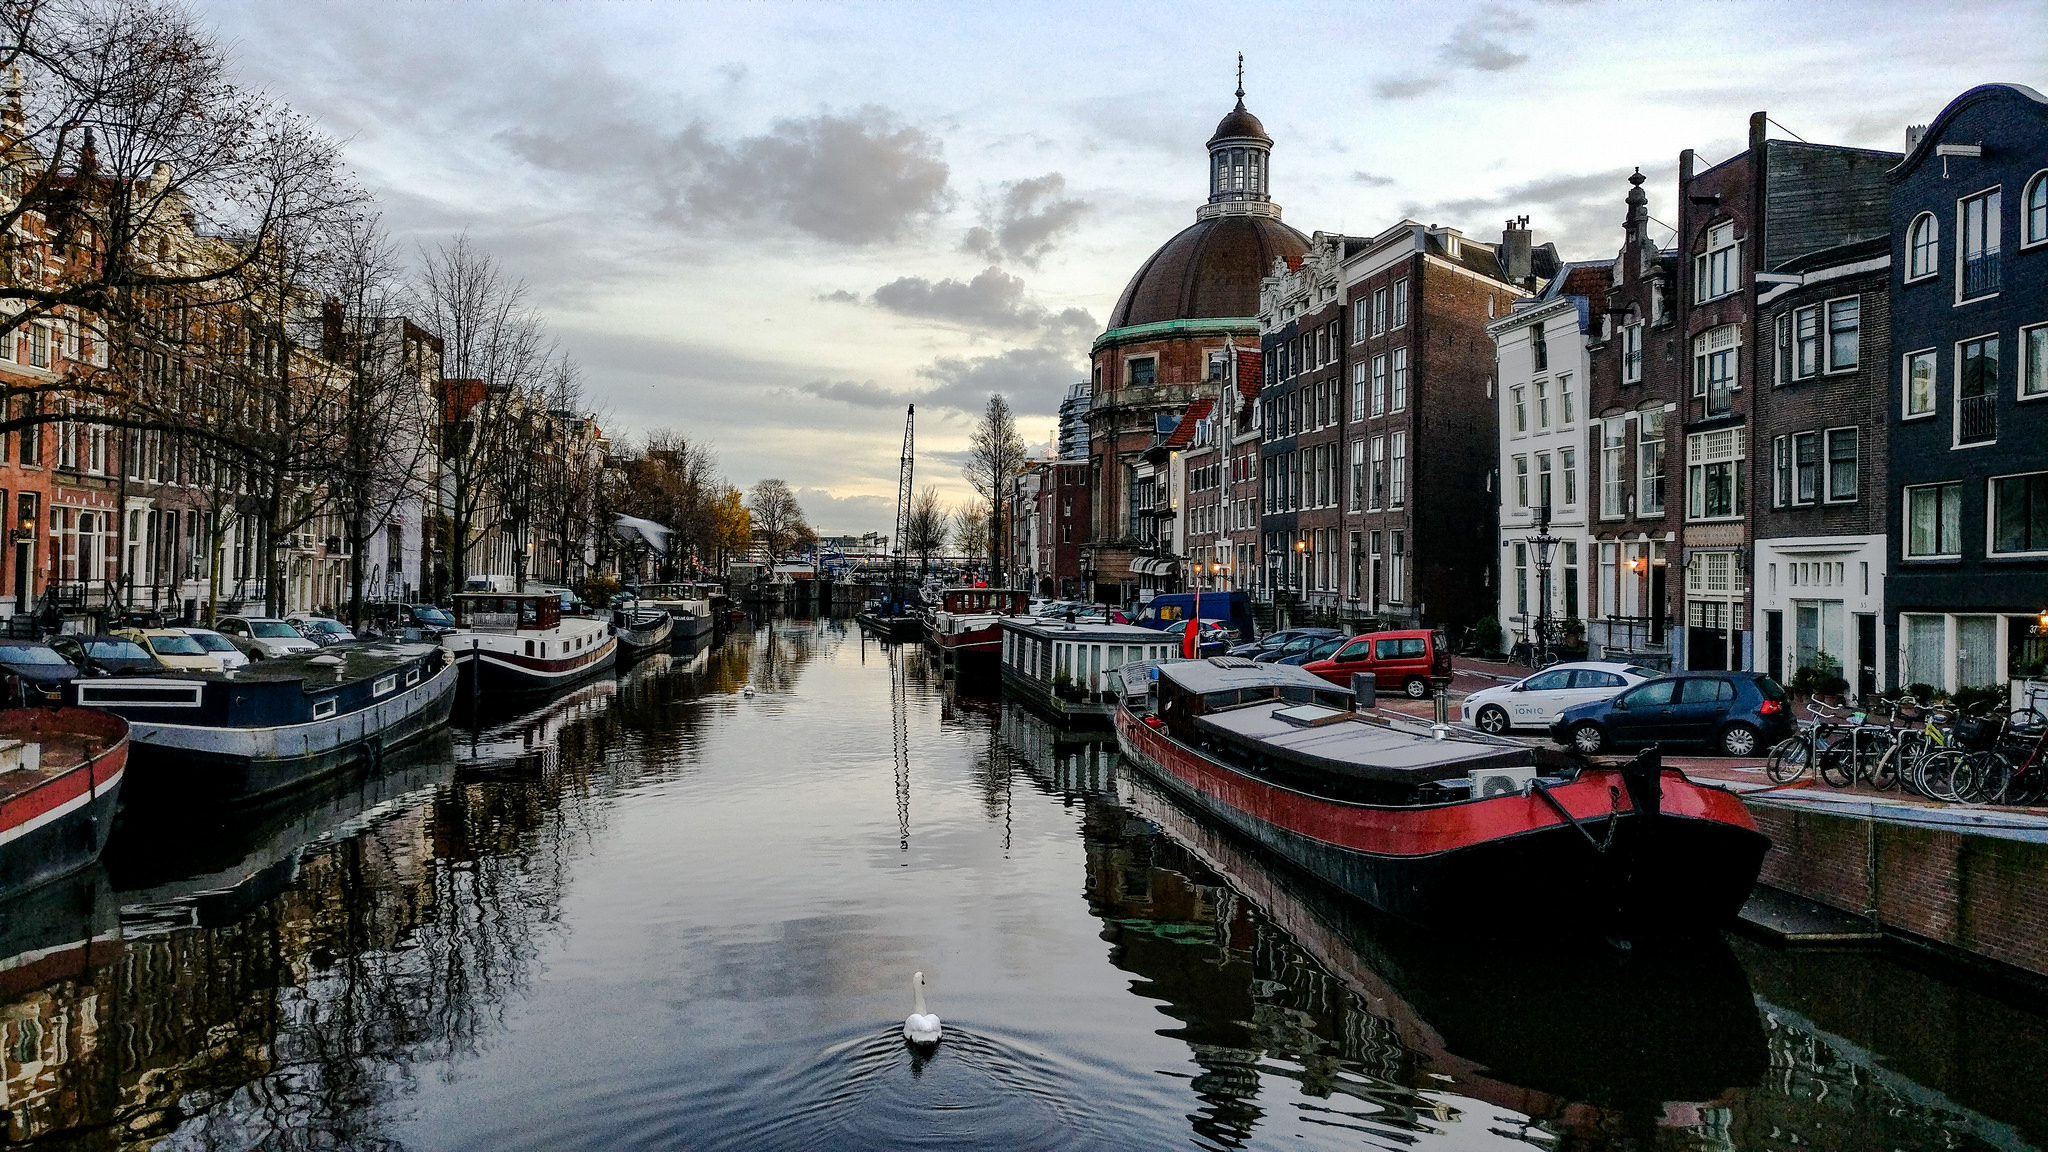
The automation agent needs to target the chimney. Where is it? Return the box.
[1905,124,1928,152]
[1749,111,1768,150]
[1502,216,1533,284]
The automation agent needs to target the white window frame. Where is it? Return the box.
[2025,170,2048,249]
[1637,408,1666,518]
[1352,297,1368,341]
[1391,279,1409,328]
[1350,361,1367,421]
[1903,347,1938,419]
[1373,288,1387,335]
[1906,212,1940,282]
[1371,354,1387,417]
[1825,427,1858,503]
[1792,430,1820,506]
[1558,373,1574,426]
[1955,184,2001,304]
[1825,296,1860,372]
[1695,221,1740,302]
[1772,435,1790,508]
[1370,436,1386,511]
[1560,445,1576,507]
[1903,481,1962,560]
[1512,454,1528,509]
[1621,323,1643,384]
[1987,469,2048,557]
[1390,347,1408,411]
[2020,322,2047,401]
[1693,325,1741,414]
[1600,416,1627,519]
[1534,379,1550,429]
[1510,384,1526,434]
[1953,330,2000,449]
[1685,427,1744,522]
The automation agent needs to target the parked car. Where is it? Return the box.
[1302,629,1452,698]
[114,628,223,672]
[0,641,82,700]
[1549,671,1793,758]
[214,616,321,660]
[48,634,166,677]
[1253,628,1345,663]
[1227,627,1337,660]
[1133,592,1256,645]
[177,627,251,670]
[285,615,358,647]
[1459,661,1661,735]
[1273,634,1349,668]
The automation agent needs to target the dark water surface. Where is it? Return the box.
[4,617,2044,1150]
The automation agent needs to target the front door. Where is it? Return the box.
[1764,610,1783,683]
[1856,614,1877,702]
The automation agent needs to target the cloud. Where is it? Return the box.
[1375,4,1534,100]
[1351,171,1397,187]
[817,289,862,303]
[501,105,952,246]
[871,266,1038,330]
[960,173,1090,266]
[1375,76,1446,100]
[798,379,909,409]
[1403,165,1674,258]
[915,345,1080,418]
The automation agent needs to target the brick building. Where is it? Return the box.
[1084,85,1307,607]
[1256,233,1352,614]
[1886,83,2048,693]
[1012,458,1090,597]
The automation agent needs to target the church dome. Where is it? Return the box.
[1108,214,1307,329]
[1207,100,1271,147]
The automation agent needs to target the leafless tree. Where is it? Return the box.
[904,484,947,573]
[962,394,1026,585]
[952,502,988,562]
[745,478,806,563]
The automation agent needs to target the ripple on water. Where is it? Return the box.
[673,1025,1106,1152]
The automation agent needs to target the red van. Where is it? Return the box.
[1303,629,1452,698]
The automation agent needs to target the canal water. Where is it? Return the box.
[5,617,2045,1150]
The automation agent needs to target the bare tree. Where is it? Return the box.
[951,503,987,563]
[745,478,806,563]
[904,485,948,574]
[962,394,1026,586]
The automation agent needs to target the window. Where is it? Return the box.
[1558,374,1574,424]
[1350,440,1363,512]
[1562,541,1579,620]
[1906,483,1962,557]
[1826,429,1858,502]
[1905,349,1937,417]
[1390,531,1406,602]
[1793,431,1819,504]
[1391,279,1408,327]
[1371,355,1387,416]
[1536,452,1553,511]
[1534,380,1550,429]
[1694,325,1739,415]
[1390,432,1406,507]
[1560,447,1578,506]
[1992,472,2048,555]
[1621,323,1643,384]
[1827,298,1859,370]
[1638,409,1665,516]
[1128,356,1156,386]
[1959,189,2001,299]
[2027,172,2048,246]
[1793,306,1821,377]
[1531,323,1548,371]
[2023,323,2047,399]
[1371,437,1386,510]
[1599,543,1618,617]
[1373,288,1387,335]
[1773,436,1791,507]
[1601,417,1627,518]
[1352,297,1368,340]
[1695,221,1739,300]
[1908,212,1939,280]
[1511,385,1526,433]
[27,325,47,369]
[1390,348,1407,410]
[1686,427,1744,520]
[1513,454,1528,508]
[1957,335,1999,445]
[1351,362,1366,420]
[1208,350,1227,381]
[1514,542,1528,614]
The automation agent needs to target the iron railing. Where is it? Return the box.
[1958,392,1997,444]
[1963,251,2001,298]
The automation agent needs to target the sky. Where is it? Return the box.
[193,0,2043,536]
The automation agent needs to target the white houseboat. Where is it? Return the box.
[998,616,1183,727]
[443,592,617,699]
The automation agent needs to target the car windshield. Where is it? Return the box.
[1624,666,1660,680]
[87,640,152,660]
[250,621,302,638]
[147,636,206,655]
[186,632,238,652]
[412,607,455,626]
[1309,638,1345,658]
[308,620,349,634]
[0,644,67,665]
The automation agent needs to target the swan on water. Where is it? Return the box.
[741,685,756,697]
[903,971,941,1045]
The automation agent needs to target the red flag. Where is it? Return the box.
[1181,617,1199,659]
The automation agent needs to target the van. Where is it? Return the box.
[1303,628,1451,698]
[1133,591,1254,645]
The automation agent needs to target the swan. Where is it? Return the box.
[741,685,756,698]
[903,971,941,1045]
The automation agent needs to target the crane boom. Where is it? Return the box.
[891,404,915,600]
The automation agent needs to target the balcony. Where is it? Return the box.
[1958,393,1997,445]
[1963,251,2001,299]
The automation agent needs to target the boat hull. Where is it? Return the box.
[855,612,923,641]
[0,708,128,898]
[119,661,459,808]
[615,613,674,661]
[672,610,715,641]
[1115,706,1767,939]
[453,635,619,699]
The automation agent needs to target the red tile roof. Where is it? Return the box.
[1162,397,1215,449]
[1234,348,1263,401]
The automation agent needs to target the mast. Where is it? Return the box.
[892,404,915,603]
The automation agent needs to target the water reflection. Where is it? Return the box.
[0,621,2033,1150]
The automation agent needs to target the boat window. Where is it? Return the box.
[1313,691,1350,710]
[1280,686,1313,702]
[1203,691,1237,710]
[75,682,203,708]
[1107,645,1123,668]
[405,667,421,687]
[1089,645,1102,687]
[313,697,337,719]
[373,675,397,696]
[526,641,535,656]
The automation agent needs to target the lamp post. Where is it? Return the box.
[1525,503,1559,667]
[1294,537,1307,618]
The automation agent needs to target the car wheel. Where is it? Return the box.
[1720,723,1760,758]
[1403,676,1429,699]
[1475,705,1510,735]
[1568,722,1606,755]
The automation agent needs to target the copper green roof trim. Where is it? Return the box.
[1092,316,1259,353]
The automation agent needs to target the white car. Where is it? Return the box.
[178,627,251,670]
[1461,661,1660,735]
[214,616,321,660]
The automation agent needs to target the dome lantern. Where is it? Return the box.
[1200,56,1280,222]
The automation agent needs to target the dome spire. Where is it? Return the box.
[1235,52,1244,104]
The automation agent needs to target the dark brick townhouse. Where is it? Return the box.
[1887,83,2048,693]
[1256,234,1352,617]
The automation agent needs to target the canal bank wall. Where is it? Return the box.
[1748,795,2048,983]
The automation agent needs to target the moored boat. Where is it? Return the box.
[637,582,718,641]
[443,592,617,698]
[998,616,1185,727]
[612,601,674,661]
[855,591,924,642]
[1112,656,1769,939]
[925,586,1030,670]
[68,643,454,808]
[0,708,128,897]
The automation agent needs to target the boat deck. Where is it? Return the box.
[0,710,125,802]
[193,643,443,689]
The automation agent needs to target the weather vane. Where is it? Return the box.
[1236,52,1244,100]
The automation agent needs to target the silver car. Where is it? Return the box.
[177,626,251,670]
[214,616,321,660]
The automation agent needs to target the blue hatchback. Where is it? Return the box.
[1549,671,1793,758]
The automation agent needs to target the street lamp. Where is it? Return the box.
[1525,504,1559,666]
[1294,538,1307,604]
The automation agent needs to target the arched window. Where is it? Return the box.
[1908,212,1938,279]
[2026,170,2048,246]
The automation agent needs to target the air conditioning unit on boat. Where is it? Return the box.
[1469,766,1537,798]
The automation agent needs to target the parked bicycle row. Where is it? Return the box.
[1766,694,2048,805]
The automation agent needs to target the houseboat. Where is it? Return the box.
[638,582,718,642]
[855,588,925,642]
[612,599,674,661]
[0,708,128,897]
[1112,657,1769,939]
[998,617,1185,728]
[444,591,617,698]
[926,586,1031,671]
[68,642,454,808]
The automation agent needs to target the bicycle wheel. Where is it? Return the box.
[1767,734,1811,784]
[1965,753,2013,804]
[1816,733,1857,788]
[1916,749,1970,803]
[1866,731,1902,791]
[2009,709,2047,737]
